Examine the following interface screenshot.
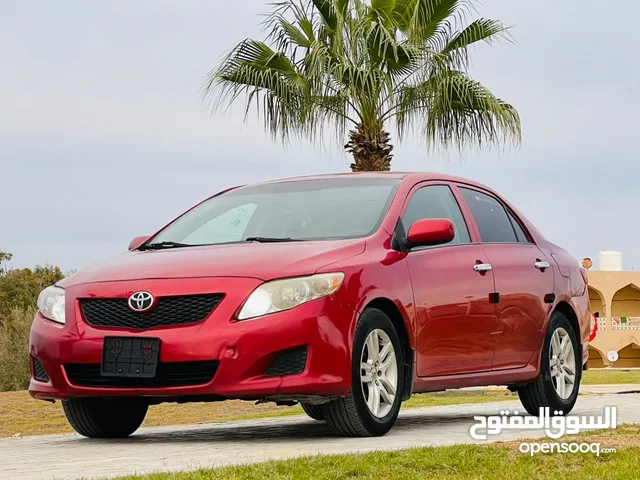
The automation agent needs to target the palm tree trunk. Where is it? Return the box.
[345,124,394,172]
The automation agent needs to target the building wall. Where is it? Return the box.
[586,271,640,368]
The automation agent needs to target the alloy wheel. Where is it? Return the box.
[360,329,398,418]
[549,327,576,400]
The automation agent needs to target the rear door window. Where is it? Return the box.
[459,188,518,243]
[507,210,531,243]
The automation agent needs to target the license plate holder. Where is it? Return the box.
[101,337,160,378]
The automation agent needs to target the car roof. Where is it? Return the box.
[252,171,487,188]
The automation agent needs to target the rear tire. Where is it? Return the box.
[518,311,582,417]
[321,308,404,437]
[62,398,148,438]
[301,403,324,421]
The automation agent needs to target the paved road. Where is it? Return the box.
[2,393,638,480]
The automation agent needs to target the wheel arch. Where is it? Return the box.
[525,299,585,381]
[361,297,414,401]
[553,301,581,344]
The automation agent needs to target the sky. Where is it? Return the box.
[2,0,639,272]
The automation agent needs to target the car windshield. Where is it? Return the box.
[147,177,401,246]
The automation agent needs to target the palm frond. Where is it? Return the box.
[262,1,315,54]
[439,18,512,68]
[443,18,510,54]
[280,17,314,48]
[205,39,311,139]
[335,0,350,16]
[394,69,520,150]
[396,0,470,43]
[312,0,338,32]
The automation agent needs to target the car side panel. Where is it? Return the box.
[481,243,555,370]
[408,244,498,376]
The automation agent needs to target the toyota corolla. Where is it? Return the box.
[29,173,591,438]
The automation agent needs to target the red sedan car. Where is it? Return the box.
[29,173,591,438]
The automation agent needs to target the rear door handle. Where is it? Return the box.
[474,263,493,273]
[535,261,550,270]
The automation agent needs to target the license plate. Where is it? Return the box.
[101,337,160,378]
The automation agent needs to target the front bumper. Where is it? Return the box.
[29,277,354,401]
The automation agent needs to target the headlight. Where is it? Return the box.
[237,273,345,320]
[37,286,66,324]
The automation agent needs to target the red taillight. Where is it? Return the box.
[589,314,598,341]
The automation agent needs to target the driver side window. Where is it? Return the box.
[402,185,470,245]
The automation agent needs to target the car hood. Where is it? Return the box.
[58,239,366,287]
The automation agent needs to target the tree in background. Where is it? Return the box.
[0,307,33,391]
[205,0,520,171]
[0,262,65,320]
[0,251,66,390]
[0,251,12,275]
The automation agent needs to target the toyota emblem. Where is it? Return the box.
[128,291,155,312]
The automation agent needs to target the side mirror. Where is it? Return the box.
[128,235,150,251]
[406,219,455,247]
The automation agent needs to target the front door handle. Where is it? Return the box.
[535,261,550,270]
[474,263,493,273]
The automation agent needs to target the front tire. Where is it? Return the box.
[301,403,324,421]
[518,311,582,416]
[62,398,148,438]
[321,308,404,437]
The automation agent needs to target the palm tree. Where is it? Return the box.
[204,0,521,171]
[0,251,12,275]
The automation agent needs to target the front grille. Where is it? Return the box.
[80,294,224,330]
[264,346,308,377]
[64,361,219,388]
[32,357,50,382]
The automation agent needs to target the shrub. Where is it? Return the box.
[0,307,34,391]
[0,265,65,321]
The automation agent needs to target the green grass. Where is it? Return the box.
[114,425,640,480]
[403,390,516,407]
[582,369,640,385]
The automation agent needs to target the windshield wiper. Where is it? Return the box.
[138,241,193,250]
[245,237,300,243]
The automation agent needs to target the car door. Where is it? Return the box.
[457,186,555,370]
[402,183,499,377]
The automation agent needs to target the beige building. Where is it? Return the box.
[586,252,640,368]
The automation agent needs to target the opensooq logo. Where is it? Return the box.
[469,406,617,440]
